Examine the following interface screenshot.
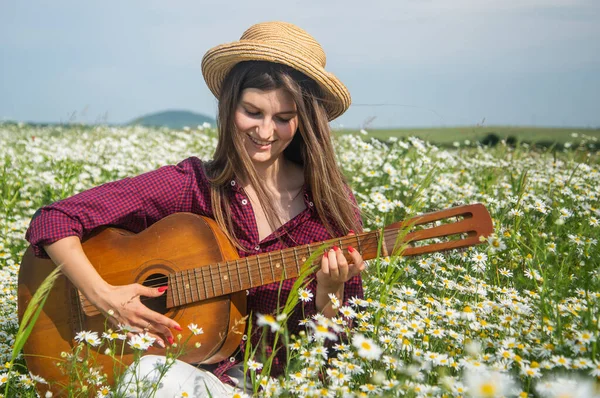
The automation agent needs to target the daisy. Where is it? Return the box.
[246,359,263,371]
[188,323,204,336]
[551,355,571,368]
[257,314,280,332]
[471,252,488,264]
[310,322,337,341]
[338,305,356,319]
[298,288,313,302]
[352,334,383,360]
[463,369,516,398]
[327,293,340,309]
[74,331,101,347]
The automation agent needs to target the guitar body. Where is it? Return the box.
[18,213,246,395]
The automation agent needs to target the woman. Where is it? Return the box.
[25,21,365,396]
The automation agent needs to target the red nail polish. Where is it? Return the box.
[333,246,339,251]
[158,286,168,293]
[348,246,355,253]
[348,230,355,234]
[174,324,182,331]
[167,336,174,345]
[323,253,327,259]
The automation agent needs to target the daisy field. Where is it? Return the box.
[0,124,599,397]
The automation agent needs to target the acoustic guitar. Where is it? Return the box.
[18,203,493,395]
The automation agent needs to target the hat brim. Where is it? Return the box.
[202,41,351,121]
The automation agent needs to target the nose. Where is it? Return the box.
[256,117,275,139]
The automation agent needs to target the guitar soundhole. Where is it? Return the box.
[142,273,168,314]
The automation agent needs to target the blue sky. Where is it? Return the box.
[1,0,599,128]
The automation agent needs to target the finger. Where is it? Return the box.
[347,230,355,235]
[127,324,165,348]
[138,284,168,298]
[347,246,366,276]
[135,284,181,326]
[148,332,167,348]
[328,248,339,279]
[130,315,169,347]
[321,252,330,275]
[335,246,349,281]
[150,312,181,340]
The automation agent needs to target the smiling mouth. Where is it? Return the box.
[248,135,275,146]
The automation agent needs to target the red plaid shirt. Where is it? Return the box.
[25,156,363,384]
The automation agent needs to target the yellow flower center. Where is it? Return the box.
[480,383,497,397]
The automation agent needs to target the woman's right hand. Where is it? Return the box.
[89,283,181,347]
[44,236,180,348]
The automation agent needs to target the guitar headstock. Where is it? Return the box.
[384,203,494,256]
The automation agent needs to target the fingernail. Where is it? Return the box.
[333,246,339,252]
[158,286,168,293]
[348,246,355,253]
[323,253,327,259]
[157,339,166,348]
[174,324,182,331]
[348,230,355,234]
[167,336,174,345]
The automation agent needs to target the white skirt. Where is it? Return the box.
[119,355,247,398]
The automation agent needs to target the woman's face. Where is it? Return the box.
[234,88,299,166]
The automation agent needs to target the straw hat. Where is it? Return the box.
[201,21,351,121]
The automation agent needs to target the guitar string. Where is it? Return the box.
[150,223,471,307]
[135,221,468,289]
[76,233,385,314]
[77,223,474,314]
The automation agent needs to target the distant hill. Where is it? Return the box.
[128,110,215,129]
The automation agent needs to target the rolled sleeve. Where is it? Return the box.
[25,158,199,258]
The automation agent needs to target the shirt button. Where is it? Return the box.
[241,199,248,205]
[255,245,260,251]
[230,180,236,186]
[309,201,314,207]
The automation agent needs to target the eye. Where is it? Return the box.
[275,117,292,123]
[244,109,261,117]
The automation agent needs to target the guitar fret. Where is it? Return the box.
[166,275,174,307]
[192,269,201,301]
[256,254,264,286]
[236,259,243,290]
[306,244,313,264]
[293,247,300,273]
[186,269,195,303]
[356,234,363,255]
[300,245,307,268]
[208,264,217,296]
[215,263,224,295]
[228,261,234,293]
[246,257,253,288]
[175,272,183,306]
[268,252,275,282]
[194,268,204,300]
[201,266,210,299]
[281,250,287,279]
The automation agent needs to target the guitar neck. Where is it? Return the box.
[167,231,386,308]
[166,203,492,308]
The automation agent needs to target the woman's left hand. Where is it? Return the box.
[314,235,365,316]
[316,242,365,291]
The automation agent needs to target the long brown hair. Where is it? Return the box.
[205,61,361,251]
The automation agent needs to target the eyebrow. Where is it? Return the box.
[241,101,297,115]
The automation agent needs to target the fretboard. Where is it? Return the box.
[167,231,386,308]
